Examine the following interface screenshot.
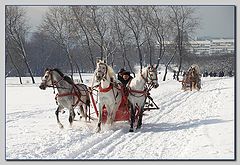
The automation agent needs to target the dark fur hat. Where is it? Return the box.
[122,71,130,76]
[118,68,126,73]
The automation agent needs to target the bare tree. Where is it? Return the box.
[111,7,135,76]
[71,6,96,69]
[117,6,147,71]
[139,8,153,66]
[145,6,170,68]
[84,6,110,61]
[41,7,83,81]
[162,45,177,81]
[169,6,199,80]
[6,6,35,83]
[5,44,22,84]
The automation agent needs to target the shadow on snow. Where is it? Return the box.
[140,118,232,133]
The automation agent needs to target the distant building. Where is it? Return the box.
[188,40,211,55]
[209,39,234,55]
[188,38,234,55]
[159,38,234,56]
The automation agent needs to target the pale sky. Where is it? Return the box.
[195,6,235,38]
[24,5,235,38]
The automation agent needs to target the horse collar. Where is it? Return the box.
[99,83,113,92]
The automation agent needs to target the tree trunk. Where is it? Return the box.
[64,48,74,79]
[71,8,95,69]
[163,54,175,81]
[20,42,35,84]
[6,50,23,84]
[73,59,83,83]
[176,54,182,81]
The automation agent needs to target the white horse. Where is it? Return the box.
[128,65,159,132]
[93,60,122,132]
[39,68,90,128]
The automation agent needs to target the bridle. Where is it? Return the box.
[40,69,88,106]
[93,62,120,103]
[128,66,159,97]
[40,69,65,92]
[188,67,198,80]
[140,66,158,89]
[95,63,108,82]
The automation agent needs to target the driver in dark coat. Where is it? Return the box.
[117,70,133,97]
[117,68,125,83]
[120,71,133,86]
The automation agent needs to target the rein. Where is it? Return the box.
[46,70,88,106]
[128,87,149,97]
[43,73,65,94]
[56,85,88,107]
[95,64,116,93]
[140,68,158,86]
[94,65,120,103]
[128,68,156,97]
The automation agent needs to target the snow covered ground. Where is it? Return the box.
[5,73,235,160]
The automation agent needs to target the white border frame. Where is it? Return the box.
[1,0,238,165]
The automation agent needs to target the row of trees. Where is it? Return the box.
[6,6,210,84]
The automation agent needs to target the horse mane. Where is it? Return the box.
[98,60,116,80]
[107,65,116,80]
[52,68,74,85]
[190,64,200,74]
[136,67,148,78]
[52,68,64,77]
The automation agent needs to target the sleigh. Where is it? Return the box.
[179,64,202,91]
[88,88,159,124]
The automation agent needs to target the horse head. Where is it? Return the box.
[189,65,200,79]
[39,68,53,90]
[95,60,108,82]
[146,65,159,88]
[39,68,64,90]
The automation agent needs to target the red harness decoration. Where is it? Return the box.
[55,92,80,107]
[57,92,78,97]
[129,88,146,94]
[55,85,83,107]
[99,84,113,93]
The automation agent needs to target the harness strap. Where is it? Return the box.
[129,88,148,94]
[57,93,78,97]
[99,84,113,93]
[141,74,148,83]
[55,85,87,107]
[128,87,150,98]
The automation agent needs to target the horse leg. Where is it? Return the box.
[106,104,114,125]
[86,97,91,121]
[181,81,185,90]
[105,105,111,124]
[79,105,87,121]
[197,80,201,90]
[190,81,193,91]
[55,106,64,128]
[69,107,76,126]
[129,103,135,132]
[194,81,197,90]
[137,106,144,129]
[96,103,102,133]
[83,104,88,122]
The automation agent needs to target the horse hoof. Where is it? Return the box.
[96,128,101,133]
[129,128,134,132]
[137,125,142,129]
[58,123,63,129]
